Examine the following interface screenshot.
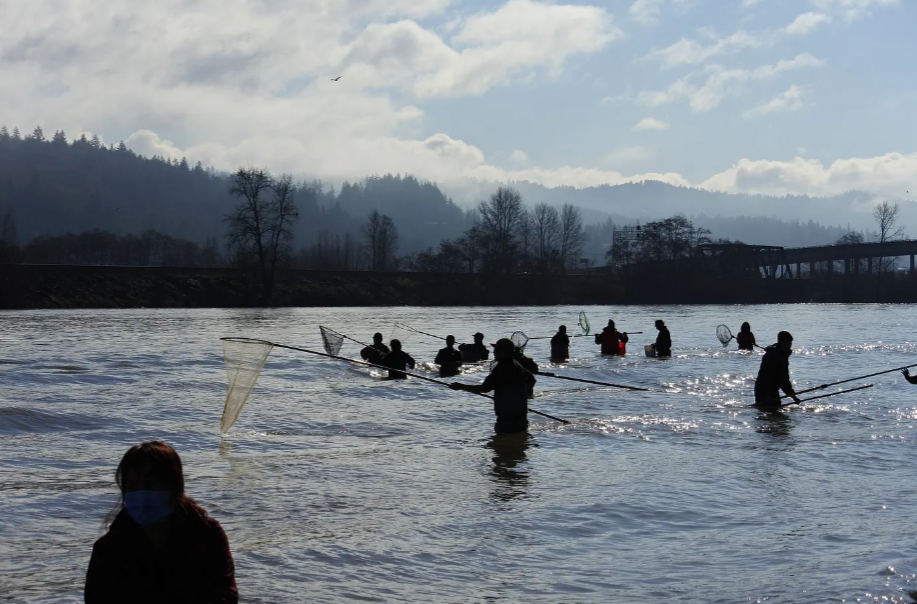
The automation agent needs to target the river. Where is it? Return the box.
[1,305,916,603]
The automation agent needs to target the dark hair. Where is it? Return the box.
[558,325,566,332]
[445,335,455,342]
[778,330,793,342]
[391,339,402,350]
[373,332,383,341]
[105,440,206,527]
[741,322,751,332]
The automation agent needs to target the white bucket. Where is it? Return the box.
[644,344,656,358]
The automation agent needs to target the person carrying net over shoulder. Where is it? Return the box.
[380,339,415,380]
[754,331,801,411]
[450,338,536,434]
[458,332,490,363]
[360,333,390,364]
[434,335,462,378]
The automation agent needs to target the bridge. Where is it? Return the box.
[697,240,917,279]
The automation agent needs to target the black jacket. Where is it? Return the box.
[85,508,237,604]
[481,360,536,430]
[381,350,415,379]
[458,342,489,363]
[755,344,794,403]
[655,327,672,356]
[550,333,570,360]
[434,346,462,377]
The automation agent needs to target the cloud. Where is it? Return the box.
[742,85,806,118]
[783,12,832,35]
[810,0,899,21]
[643,30,763,68]
[700,152,917,197]
[632,117,669,131]
[604,145,655,165]
[637,54,824,112]
[630,0,664,23]
[509,149,528,165]
[341,0,622,98]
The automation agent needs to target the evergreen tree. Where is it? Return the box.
[90,134,101,149]
[30,126,45,142]
[117,141,128,153]
[52,130,68,145]
[0,126,9,141]
[11,128,21,141]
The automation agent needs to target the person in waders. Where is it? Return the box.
[434,335,462,377]
[450,338,536,434]
[754,331,801,411]
[550,325,571,362]
[595,320,628,356]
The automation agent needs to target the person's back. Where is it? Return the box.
[381,339,415,379]
[754,331,799,409]
[550,327,570,361]
[435,336,462,377]
[736,331,755,351]
[459,333,490,363]
[736,322,755,351]
[360,333,390,363]
[595,321,627,355]
[485,358,536,433]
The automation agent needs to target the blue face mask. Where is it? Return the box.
[124,490,174,527]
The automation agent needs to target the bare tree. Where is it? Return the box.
[224,168,300,302]
[558,203,587,272]
[532,203,560,273]
[874,201,905,273]
[516,208,534,272]
[363,210,399,271]
[477,186,525,273]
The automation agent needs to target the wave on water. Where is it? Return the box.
[0,407,122,435]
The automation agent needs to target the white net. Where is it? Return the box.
[220,337,274,434]
[389,323,413,344]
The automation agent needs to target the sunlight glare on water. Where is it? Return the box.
[1,304,917,603]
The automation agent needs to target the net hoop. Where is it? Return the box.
[578,311,591,336]
[319,326,346,356]
[220,337,275,434]
[715,324,733,347]
[511,331,529,351]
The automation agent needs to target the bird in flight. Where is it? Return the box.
[331,76,342,81]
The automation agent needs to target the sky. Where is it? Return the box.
[2,0,916,198]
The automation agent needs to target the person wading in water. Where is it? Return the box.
[450,338,536,434]
[550,325,571,362]
[459,332,490,363]
[360,333,390,364]
[736,322,756,351]
[595,320,628,356]
[754,331,801,411]
[434,335,462,378]
[380,339,415,380]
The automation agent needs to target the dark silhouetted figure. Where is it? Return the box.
[736,322,756,351]
[381,339,415,379]
[435,335,462,377]
[451,338,536,434]
[85,440,238,604]
[550,325,570,362]
[595,320,628,356]
[360,332,390,364]
[511,346,538,398]
[459,332,490,363]
[754,331,800,411]
[652,319,672,358]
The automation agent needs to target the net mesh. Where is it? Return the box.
[578,311,591,336]
[389,323,413,344]
[716,324,733,346]
[220,337,274,434]
[320,326,345,356]
[511,331,529,351]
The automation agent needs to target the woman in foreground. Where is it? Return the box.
[85,440,238,603]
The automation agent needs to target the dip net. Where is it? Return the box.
[220,337,274,434]
[716,324,733,347]
[389,323,413,344]
[320,326,345,356]
[511,331,530,351]
[578,311,590,335]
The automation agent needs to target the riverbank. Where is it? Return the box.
[2,264,915,309]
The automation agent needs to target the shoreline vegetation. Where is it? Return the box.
[5,264,917,309]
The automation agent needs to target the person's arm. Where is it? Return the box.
[407,354,416,369]
[780,362,800,403]
[594,333,601,345]
[84,541,118,604]
[434,350,446,365]
[201,519,239,604]
[620,332,629,344]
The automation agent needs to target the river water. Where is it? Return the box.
[1,305,917,603]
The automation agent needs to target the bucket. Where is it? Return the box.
[618,341,626,356]
[644,344,656,358]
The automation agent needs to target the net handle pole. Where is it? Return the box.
[530,331,642,340]
[536,371,651,392]
[780,383,873,407]
[222,338,569,424]
[782,363,917,398]
[396,323,447,341]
